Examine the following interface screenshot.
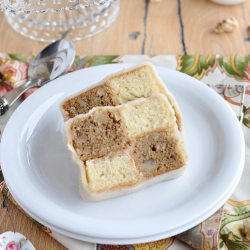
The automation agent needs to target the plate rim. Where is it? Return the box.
[6,159,243,244]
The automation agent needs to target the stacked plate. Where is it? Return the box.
[1,64,245,244]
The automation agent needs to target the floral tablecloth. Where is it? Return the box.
[0,54,249,250]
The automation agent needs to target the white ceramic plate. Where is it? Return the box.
[7,166,242,244]
[1,64,245,243]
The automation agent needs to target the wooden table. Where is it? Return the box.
[0,0,250,249]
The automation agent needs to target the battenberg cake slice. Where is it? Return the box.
[65,94,187,201]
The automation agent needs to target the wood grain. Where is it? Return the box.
[240,0,250,39]
[145,0,182,55]
[1,0,250,249]
[1,0,249,56]
[182,0,250,54]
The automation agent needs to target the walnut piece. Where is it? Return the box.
[214,17,239,34]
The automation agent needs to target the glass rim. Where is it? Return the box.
[0,0,118,14]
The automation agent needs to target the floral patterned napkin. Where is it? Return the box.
[0,54,249,250]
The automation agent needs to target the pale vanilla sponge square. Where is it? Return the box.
[85,151,140,193]
[107,66,160,103]
[121,94,177,138]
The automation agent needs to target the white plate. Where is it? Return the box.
[1,64,245,242]
[7,165,242,244]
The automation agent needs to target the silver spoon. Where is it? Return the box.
[0,38,75,116]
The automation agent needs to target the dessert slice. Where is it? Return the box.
[61,63,182,131]
[65,94,187,200]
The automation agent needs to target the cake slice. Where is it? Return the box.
[61,63,182,131]
[65,94,187,200]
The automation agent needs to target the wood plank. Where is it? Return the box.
[0,0,144,56]
[182,0,250,54]
[0,202,66,250]
[240,0,250,40]
[145,0,182,55]
[84,0,145,55]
